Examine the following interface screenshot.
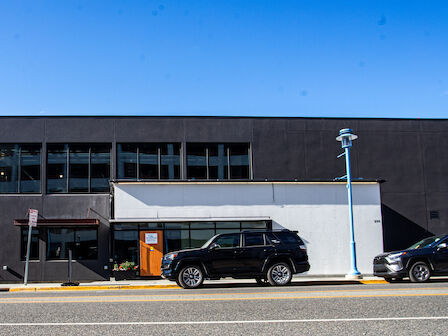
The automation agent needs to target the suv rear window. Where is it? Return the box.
[274,232,303,245]
[244,233,265,246]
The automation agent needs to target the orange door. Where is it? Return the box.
[139,231,164,276]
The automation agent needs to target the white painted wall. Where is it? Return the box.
[113,182,383,276]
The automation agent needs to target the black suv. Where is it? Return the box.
[161,230,310,289]
[373,234,448,282]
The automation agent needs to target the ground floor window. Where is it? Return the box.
[111,220,271,264]
[47,228,98,260]
[21,227,39,260]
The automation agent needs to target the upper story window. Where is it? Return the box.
[0,144,41,193]
[186,143,251,180]
[47,144,111,193]
[117,143,181,180]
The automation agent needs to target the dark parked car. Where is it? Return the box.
[161,229,310,289]
[373,234,448,282]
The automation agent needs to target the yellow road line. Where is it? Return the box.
[3,286,448,301]
[1,292,448,304]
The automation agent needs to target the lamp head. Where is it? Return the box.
[336,128,358,148]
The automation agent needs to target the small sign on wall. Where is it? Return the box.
[145,233,158,244]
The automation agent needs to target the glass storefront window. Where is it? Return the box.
[190,229,215,248]
[113,230,138,264]
[165,229,190,252]
[190,222,215,229]
[21,227,39,260]
[47,228,98,260]
[111,221,270,261]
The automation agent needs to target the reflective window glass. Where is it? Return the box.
[47,228,98,260]
[186,143,250,180]
[241,221,267,229]
[139,144,158,179]
[160,144,180,179]
[20,145,41,193]
[21,227,39,260]
[117,144,138,179]
[190,222,215,229]
[47,228,75,259]
[47,144,68,193]
[190,229,215,248]
[90,145,110,192]
[0,144,18,193]
[74,229,98,260]
[187,144,207,179]
[69,145,89,192]
[113,230,138,264]
[209,144,228,179]
[229,144,250,179]
[165,229,190,252]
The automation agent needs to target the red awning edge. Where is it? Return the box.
[14,218,100,227]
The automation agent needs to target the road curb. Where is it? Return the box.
[9,284,180,292]
[5,279,387,292]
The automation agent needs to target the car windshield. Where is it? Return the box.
[201,235,218,248]
[407,235,445,250]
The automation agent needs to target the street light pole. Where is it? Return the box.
[336,128,362,279]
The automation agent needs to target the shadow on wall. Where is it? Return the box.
[382,204,432,252]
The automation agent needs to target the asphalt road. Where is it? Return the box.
[1,281,448,335]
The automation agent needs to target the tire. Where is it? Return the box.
[177,265,204,289]
[409,262,431,283]
[255,277,268,286]
[267,262,292,286]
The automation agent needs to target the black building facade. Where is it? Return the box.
[0,116,446,282]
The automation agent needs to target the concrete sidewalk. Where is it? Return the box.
[1,276,389,292]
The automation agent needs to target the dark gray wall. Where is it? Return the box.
[0,116,446,281]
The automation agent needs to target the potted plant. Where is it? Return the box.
[113,261,139,280]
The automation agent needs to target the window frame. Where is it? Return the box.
[186,143,252,180]
[46,143,111,194]
[46,227,99,260]
[0,143,42,194]
[116,143,181,180]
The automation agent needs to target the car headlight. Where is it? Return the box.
[385,252,406,263]
[164,253,178,261]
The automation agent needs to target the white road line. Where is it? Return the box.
[0,317,447,326]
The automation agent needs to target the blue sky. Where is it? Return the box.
[0,1,447,118]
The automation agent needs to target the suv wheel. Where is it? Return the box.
[267,262,292,286]
[177,265,204,289]
[409,261,431,283]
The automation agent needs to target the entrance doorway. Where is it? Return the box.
[139,231,163,276]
